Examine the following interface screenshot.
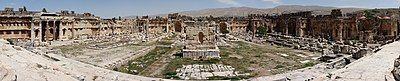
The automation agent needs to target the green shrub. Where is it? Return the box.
[274,64,285,69]
[221,29,230,34]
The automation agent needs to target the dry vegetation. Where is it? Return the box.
[55,35,321,80]
[160,41,321,80]
[218,41,321,77]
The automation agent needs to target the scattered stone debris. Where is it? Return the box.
[393,56,400,81]
[175,64,249,80]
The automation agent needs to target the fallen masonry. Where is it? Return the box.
[261,33,380,62]
[393,55,400,81]
[175,64,250,80]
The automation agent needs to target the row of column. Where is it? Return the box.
[30,20,60,43]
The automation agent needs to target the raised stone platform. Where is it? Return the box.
[182,45,220,59]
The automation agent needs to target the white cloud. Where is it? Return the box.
[217,0,243,6]
[261,0,281,4]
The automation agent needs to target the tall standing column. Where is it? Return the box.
[71,22,75,39]
[166,20,169,33]
[38,21,42,42]
[30,21,35,46]
[59,21,63,40]
[145,19,149,41]
[45,21,49,42]
[53,21,56,40]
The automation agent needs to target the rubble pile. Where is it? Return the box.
[176,64,249,80]
[392,56,400,81]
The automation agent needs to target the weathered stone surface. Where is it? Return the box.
[352,48,372,59]
[341,45,351,54]
[293,44,301,49]
[327,41,400,81]
[344,40,353,45]
[333,44,341,54]
[176,64,248,80]
[321,49,336,61]
[393,56,400,81]
[0,39,162,81]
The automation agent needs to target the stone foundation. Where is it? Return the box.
[182,46,220,59]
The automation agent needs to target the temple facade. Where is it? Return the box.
[1,7,399,46]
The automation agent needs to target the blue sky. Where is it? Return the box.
[0,0,399,18]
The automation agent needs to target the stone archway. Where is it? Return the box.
[174,22,182,32]
[198,32,204,44]
[34,29,39,37]
[62,29,66,36]
[219,23,227,33]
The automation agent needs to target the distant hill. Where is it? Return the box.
[123,5,366,18]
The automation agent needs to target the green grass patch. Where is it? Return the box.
[157,40,174,45]
[117,47,172,74]
[55,45,86,56]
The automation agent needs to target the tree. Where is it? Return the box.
[118,16,122,20]
[42,8,47,12]
[256,26,267,37]
[221,29,230,34]
[363,10,374,19]
[112,17,116,23]
[23,6,27,11]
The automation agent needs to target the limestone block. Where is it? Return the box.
[341,45,351,54]
[352,48,372,59]
[333,44,341,54]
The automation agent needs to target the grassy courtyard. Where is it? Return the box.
[115,47,173,74]
[218,41,320,76]
[160,41,321,80]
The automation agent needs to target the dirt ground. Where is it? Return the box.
[157,40,322,80]
[55,44,149,67]
[53,34,321,80]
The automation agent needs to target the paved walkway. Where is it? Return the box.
[329,41,400,81]
[0,40,162,81]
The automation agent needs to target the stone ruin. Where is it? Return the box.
[259,33,380,69]
[182,45,220,59]
[175,64,249,80]
[181,21,220,60]
[393,56,400,81]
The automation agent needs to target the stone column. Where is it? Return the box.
[45,21,49,42]
[53,21,56,40]
[181,22,184,33]
[38,21,42,42]
[338,21,343,41]
[145,19,149,40]
[71,22,75,39]
[59,21,63,39]
[30,21,35,46]
[166,20,169,33]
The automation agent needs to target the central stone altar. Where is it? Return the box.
[181,21,220,60]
